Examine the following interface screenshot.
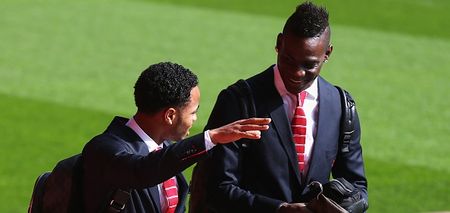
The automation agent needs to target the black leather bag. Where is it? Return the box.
[323,178,368,213]
[305,181,348,213]
[304,178,368,213]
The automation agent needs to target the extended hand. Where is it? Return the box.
[208,117,271,144]
[278,203,313,213]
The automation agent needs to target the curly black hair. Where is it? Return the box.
[134,62,198,114]
[283,1,329,38]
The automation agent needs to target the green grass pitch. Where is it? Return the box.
[1,0,449,212]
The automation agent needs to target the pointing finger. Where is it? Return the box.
[239,117,271,125]
[239,124,269,131]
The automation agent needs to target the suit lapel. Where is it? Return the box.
[256,67,303,185]
[160,141,188,213]
[175,173,188,213]
[147,186,162,213]
[270,104,303,185]
[143,142,162,213]
[305,78,336,183]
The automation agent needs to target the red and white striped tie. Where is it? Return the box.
[291,91,307,173]
[162,177,178,213]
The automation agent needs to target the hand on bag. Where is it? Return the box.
[208,117,271,144]
[278,203,313,213]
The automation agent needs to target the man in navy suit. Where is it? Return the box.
[81,62,271,213]
[194,2,368,213]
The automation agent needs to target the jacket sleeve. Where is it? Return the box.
[331,92,368,202]
[83,132,207,189]
[206,89,284,213]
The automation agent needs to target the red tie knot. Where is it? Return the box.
[299,91,307,106]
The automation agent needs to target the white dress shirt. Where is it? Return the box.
[125,117,215,212]
[274,65,319,175]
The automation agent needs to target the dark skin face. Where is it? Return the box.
[276,28,333,94]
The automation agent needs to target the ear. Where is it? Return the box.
[324,44,333,62]
[275,33,283,53]
[164,107,177,125]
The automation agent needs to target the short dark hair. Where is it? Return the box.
[134,62,198,114]
[283,1,329,38]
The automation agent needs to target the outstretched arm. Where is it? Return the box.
[82,115,270,190]
[209,117,271,144]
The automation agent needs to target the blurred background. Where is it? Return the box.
[1,0,449,212]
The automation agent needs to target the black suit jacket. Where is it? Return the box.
[206,66,367,212]
[82,116,207,213]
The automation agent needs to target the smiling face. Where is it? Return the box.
[276,29,332,94]
[169,86,200,141]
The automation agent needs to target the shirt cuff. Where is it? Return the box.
[204,130,216,151]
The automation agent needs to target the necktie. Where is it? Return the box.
[291,91,307,173]
[162,177,178,213]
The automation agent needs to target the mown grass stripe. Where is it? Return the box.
[141,0,450,40]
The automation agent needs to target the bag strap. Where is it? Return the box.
[228,79,256,118]
[104,142,135,213]
[105,189,131,213]
[228,79,256,148]
[334,86,356,153]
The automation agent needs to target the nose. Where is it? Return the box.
[294,69,306,78]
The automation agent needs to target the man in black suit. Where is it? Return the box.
[81,62,271,213]
[192,2,368,213]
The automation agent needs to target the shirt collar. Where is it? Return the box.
[273,64,318,100]
[126,117,162,152]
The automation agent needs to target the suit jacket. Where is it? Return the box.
[82,116,207,213]
[205,66,367,213]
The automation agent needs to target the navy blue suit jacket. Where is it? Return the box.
[82,116,207,213]
[206,66,367,212]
